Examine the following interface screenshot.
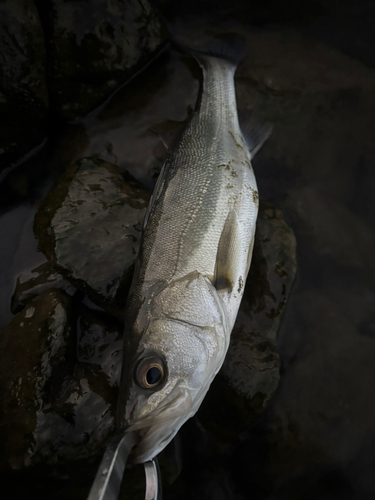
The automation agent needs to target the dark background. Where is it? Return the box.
[1,0,375,499]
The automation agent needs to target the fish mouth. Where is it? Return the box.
[125,386,196,463]
[127,416,182,464]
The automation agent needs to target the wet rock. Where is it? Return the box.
[11,261,77,315]
[0,0,48,171]
[198,200,297,443]
[36,0,168,121]
[0,289,75,470]
[77,308,123,389]
[31,363,116,467]
[284,185,375,275]
[34,157,151,318]
[0,288,124,472]
[49,49,199,189]
[243,288,375,497]
[35,305,124,467]
[30,307,123,468]
[34,159,296,451]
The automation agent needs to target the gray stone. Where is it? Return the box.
[256,289,375,490]
[198,200,297,442]
[34,156,296,450]
[47,50,199,190]
[284,185,375,274]
[11,261,77,315]
[0,289,75,470]
[37,0,168,121]
[34,157,151,317]
[0,0,48,170]
[77,308,123,389]
[0,288,124,470]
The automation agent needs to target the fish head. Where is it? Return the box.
[121,272,228,463]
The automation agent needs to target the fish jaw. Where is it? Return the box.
[126,377,217,463]
[125,382,195,463]
[130,423,176,464]
[127,398,192,463]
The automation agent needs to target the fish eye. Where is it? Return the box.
[135,356,166,390]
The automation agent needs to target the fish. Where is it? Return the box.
[118,35,271,463]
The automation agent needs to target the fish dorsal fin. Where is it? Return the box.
[143,160,168,229]
[149,118,189,152]
[238,112,273,158]
[214,211,241,292]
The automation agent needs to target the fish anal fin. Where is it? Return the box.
[214,211,241,292]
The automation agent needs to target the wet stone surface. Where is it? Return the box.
[76,308,122,389]
[11,261,76,315]
[34,157,150,318]
[47,49,200,189]
[0,288,123,472]
[0,289,76,470]
[36,0,168,121]
[0,0,48,171]
[197,200,297,445]
[0,145,295,496]
[1,1,375,498]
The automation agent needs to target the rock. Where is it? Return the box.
[48,49,199,190]
[36,302,124,467]
[30,364,115,467]
[198,200,297,444]
[241,288,375,497]
[77,308,123,389]
[11,261,77,315]
[0,289,124,471]
[34,157,151,318]
[36,0,168,121]
[34,157,296,446]
[0,0,48,171]
[154,201,297,499]
[283,185,375,275]
[0,289,75,470]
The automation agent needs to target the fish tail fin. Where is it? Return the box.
[172,33,246,69]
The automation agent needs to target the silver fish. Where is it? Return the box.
[118,37,270,463]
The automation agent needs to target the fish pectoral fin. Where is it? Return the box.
[238,111,273,158]
[214,211,241,292]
